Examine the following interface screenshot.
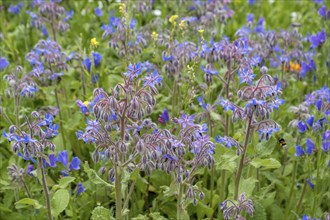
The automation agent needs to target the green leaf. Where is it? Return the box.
[91,206,114,220]
[253,200,267,220]
[52,177,76,191]
[149,212,167,220]
[83,162,114,188]
[51,189,70,217]
[250,158,281,170]
[196,202,214,219]
[235,177,258,197]
[15,198,42,209]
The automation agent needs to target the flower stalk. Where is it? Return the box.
[37,157,53,220]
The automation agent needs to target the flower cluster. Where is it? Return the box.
[220,193,254,220]
[26,39,68,85]
[27,0,73,37]
[3,112,58,158]
[3,66,38,98]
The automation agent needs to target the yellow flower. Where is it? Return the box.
[198,29,204,34]
[151,31,158,41]
[119,3,126,14]
[83,101,90,106]
[179,20,187,29]
[169,15,179,25]
[90,38,99,48]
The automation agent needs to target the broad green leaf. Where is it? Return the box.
[196,202,214,219]
[253,200,267,220]
[51,189,70,217]
[149,212,167,220]
[15,198,42,209]
[83,162,114,188]
[91,206,114,220]
[52,177,76,191]
[239,178,257,197]
[250,158,281,170]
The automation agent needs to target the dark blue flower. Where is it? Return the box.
[57,150,68,166]
[297,121,308,133]
[217,98,235,112]
[76,100,89,115]
[306,139,316,155]
[26,164,34,176]
[76,182,85,196]
[49,72,64,80]
[197,96,208,110]
[318,5,326,17]
[255,17,264,33]
[158,108,169,124]
[247,13,254,23]
[8,3,24,14]
[46,154,57,168]
[82,57,91,73]
[294,145,304,157]
[310,30,326,48]
[143,70,163,86]
[306,178,314,189]
[92,74,99,84]
[17,152,37,163]
[178,113,195,129]
[200,65,218,75]
[69,157,81,170]
[92,52,102,67]
[163,55,174,61]
[238,69,255,85]
[306,116,314,127]
[125,63,142,79]
[0,57,9,70]
[94,7,102,17]
[41,25,49,37]
[315,99,322,111]
[130,18,137,29]
[64,10,74,22]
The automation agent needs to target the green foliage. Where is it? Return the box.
[15,198,42,209]
[51,189,70,217]
[91,206,114,220]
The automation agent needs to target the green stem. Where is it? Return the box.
[37,157,53,220]
[234,115,253,200]
[285,160,297,216]
[296,179,307,213]
[256,168,260,192]
[54,88,67,150]
[220,170,226,202]
[15,99,20,127]
[20,177,32,198]
[281,147,288,175]
[177,183,184,220]
[115,166,123,220]
[312,150,323,216]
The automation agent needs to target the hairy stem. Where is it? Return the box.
[281,147,288,175]
[234,115,253,200]
[285,160,297,216]
[20,176,32,199]
[296,179,307,213]
[115,166,123,220]
[54,88,67,150]
[177,183,184,220]
[37,157,53,220]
